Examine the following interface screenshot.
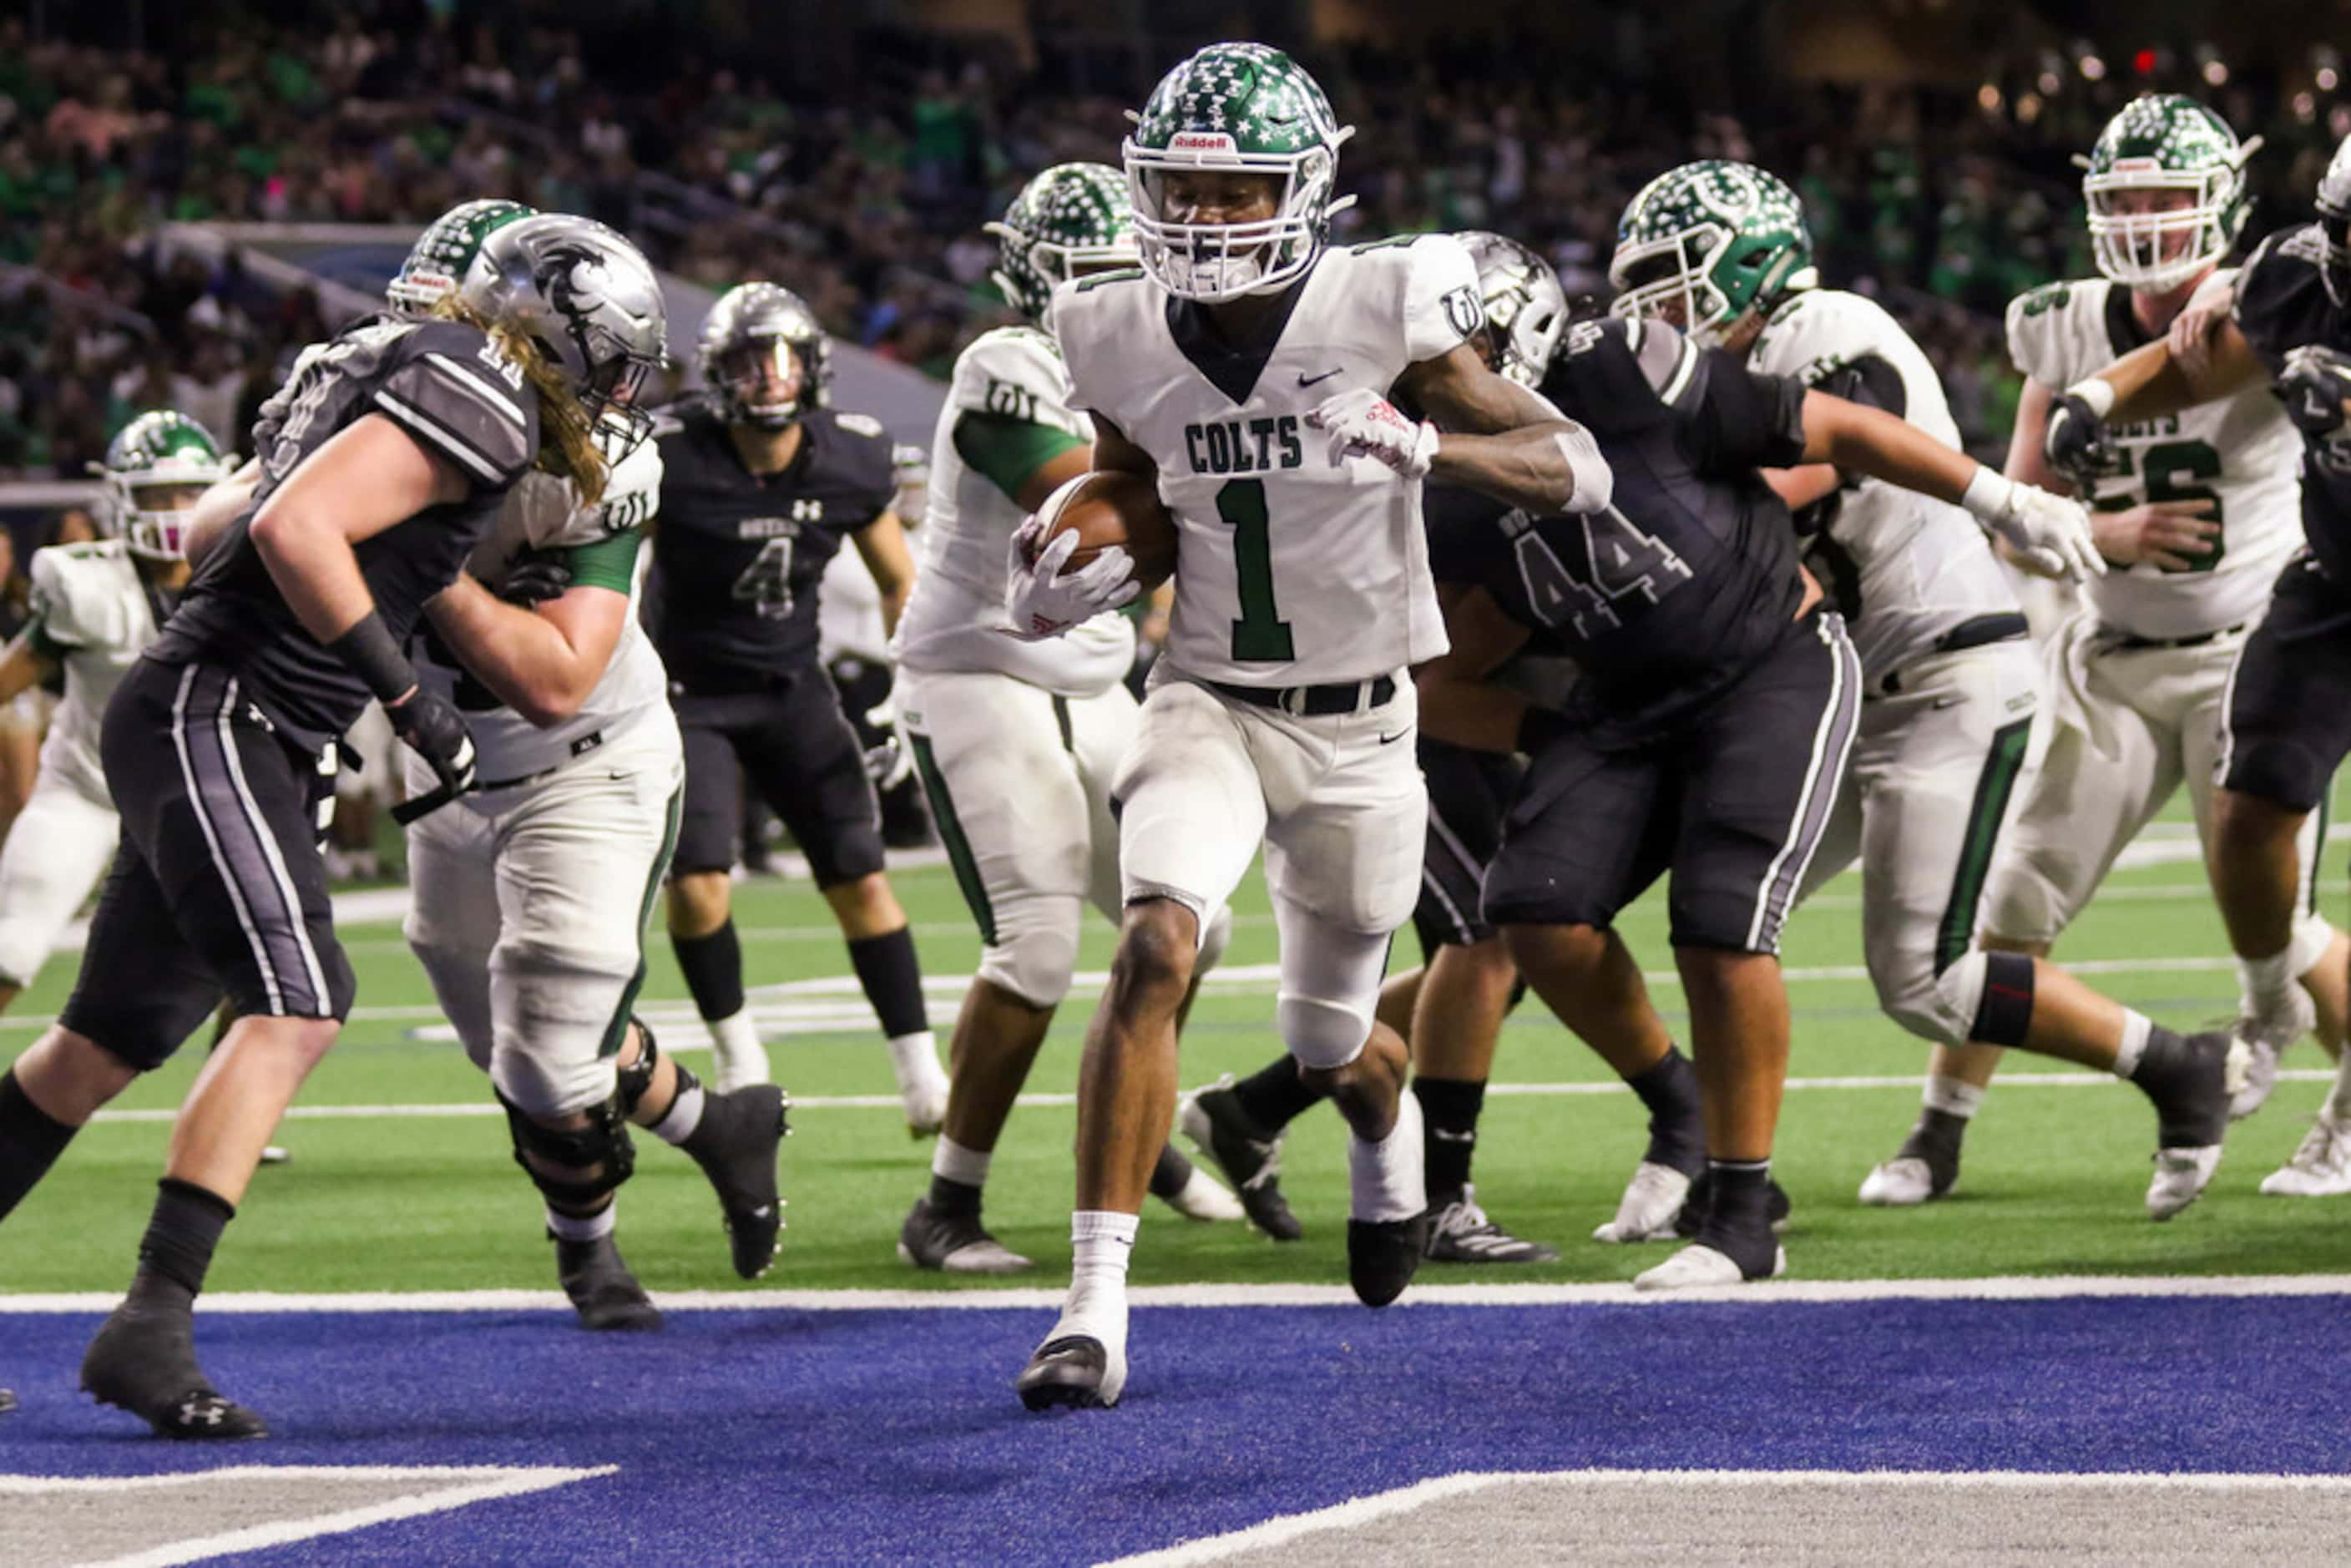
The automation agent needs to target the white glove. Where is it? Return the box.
[1003,516,1140,642]
[1960,466,2107,584]
[1307,387,1441,479]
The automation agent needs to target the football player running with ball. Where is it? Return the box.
[2032,129,2351,1195]
[891,163,1243,1276]
[1858,96,2343,1208]
[0,412,225,1013]
[652,286,949,1125]
[1005,43,1613,1409]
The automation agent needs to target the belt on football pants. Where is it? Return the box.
[1207,675,1398,716]
[1877,612,2030,695]
[475,730,609,794]
[2109,620,2246,652]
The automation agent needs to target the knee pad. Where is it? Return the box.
[1277,992,1371,1072]
[614,1016,695,1117]
[1197,903,1234,978]
[499,1091,635,1211]
[1934,949,2036,1048]
[2288,913,2337,981]
[975,893,1084,1009]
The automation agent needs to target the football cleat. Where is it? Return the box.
[1347,1212,1430,1307]
[258,1146,291,1166]
[685,1084,789,1279]
[1017,1333,1125,1411]
[1178,1078,1303,1241]
[2259,1110,2351,1196]
[1634,1242,1787,1291]
[1425,1189,1558,1264]
[554,1234,663,1331]
[2141,1029,2232,1220]
[1857,1157,1938,1206]
[2226,985,2310,1121]
[898,1199,1033,1274]
[2147,1147,2224,1220]
[81,1298,267,1440]
[1157,1163,1246,1224]
[1591,1160,1691,1242]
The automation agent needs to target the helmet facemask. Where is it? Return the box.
[709,336,808,430]
[2085,164,2239,291]
[118,480,212,561]
[1124,139,1355,303]
[2318,134,2351,309]
[1609,223,1741,345]
[985,225,1140,321]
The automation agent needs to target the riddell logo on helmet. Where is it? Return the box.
[1169,132,1237,154]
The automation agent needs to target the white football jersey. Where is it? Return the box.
[25,540,167,807]
[1747,289,2018,681]
[1052,235,1476,685]
[892,326,1135,696]
[412,436,670,787]
[2006,271,2301,640]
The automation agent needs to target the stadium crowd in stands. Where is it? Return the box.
[4,13,2348,478]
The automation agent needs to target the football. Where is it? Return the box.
[1030,470,1178,593]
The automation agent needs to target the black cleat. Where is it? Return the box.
[554,1234,663,1331]
[1425,1191,1559,1264]
[2139,1029,2232,1220]
[81,1300,267,1440]
[1672,1171,1792,1240]
[1016,1333,1125,1410]
[1347,1212,1430,1307]
[1178,1080,1302,1242]
[1858,1108,1967,1206]
[685,1085,788,1279]
[898,1198,1031,1273]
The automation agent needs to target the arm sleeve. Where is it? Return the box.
[952,411,1087,502]
[1679,352,1809,473]
[1401,235,1489,364]
[372,326,538,487]
[2232,232,2303,377]
[559,528,645,594]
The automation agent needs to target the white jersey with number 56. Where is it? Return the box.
[2005,272,2301,640]
[1051,235,1477,685]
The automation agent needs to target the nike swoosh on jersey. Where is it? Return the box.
[1378,730,1408,744]
[1298,368,1345,387]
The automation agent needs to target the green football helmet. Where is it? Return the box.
[1123,41,1355,301]
[387,198,536,316]
[1608,160,1817,347]
[986,163,1140,322]
[2079,95,2257,292]
[93,410,232,561]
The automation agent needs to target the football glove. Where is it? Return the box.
[861,697,913,790]
[1961,467,2107,584]
[1004,517,1139,641]
[387,687,478,800]
[2042,389,2121,488]
[1307,387,1441,480]
[2281,344,2351,439]
[497,549,574,608]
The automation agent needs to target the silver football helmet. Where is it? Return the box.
[2318,131,2351,307]
[1457,231,1568,388]
[461,213,668,448]
[698,281,830,429]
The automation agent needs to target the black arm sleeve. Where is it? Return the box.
[1678,353,1809,475]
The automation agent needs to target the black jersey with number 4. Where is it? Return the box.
[147,317,540,749]
[1427,316,1809,743]
[2234,223,2351,584]
[650,399,897,691]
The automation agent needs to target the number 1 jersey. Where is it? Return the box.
[1049,235,1479,685]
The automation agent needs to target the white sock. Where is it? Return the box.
[887,1029,948,1093]
[932,1135,991,1189]
[1056,1209,1137,1344]
[1922,1075,1986,1119]
[2239,948,2299,1009]
[708,1009,767,1083]
[649,1083,705,1146]
[2111,1010,2155,1080]
[1349,1090,1426,1222]
[544,1203,616,1243]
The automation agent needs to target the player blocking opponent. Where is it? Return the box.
[1005,43,1613,1409]
[652,285,950,1125]
[891,163,1243,1273]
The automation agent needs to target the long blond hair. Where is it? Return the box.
[430,295,609,506]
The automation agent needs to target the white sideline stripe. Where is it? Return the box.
[1102,1467,2351,1568]
[0,1464,615,1568]
[7,1274,2351,1315]
[81,1067,2341,1126]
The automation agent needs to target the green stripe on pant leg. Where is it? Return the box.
[909,731,997,945]
[600,781,684,1060]
[1052,695,1074,753]
[2311,778,2332,918]
[1935,716,2035,972]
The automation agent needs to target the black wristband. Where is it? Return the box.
[1515,706,1565,755]
[326,609,417,704]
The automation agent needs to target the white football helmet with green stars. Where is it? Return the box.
[93,410,233,560]
[2081,95,2257,293]
[986,163,1139,322]
[387,198,536,316]
[1122,42,1355,302]
[1609,160,1817,347]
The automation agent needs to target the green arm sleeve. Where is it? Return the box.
[952,412,1087,504]
[559,529,645,594]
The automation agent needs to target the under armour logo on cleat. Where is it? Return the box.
[179,1398,225,1427]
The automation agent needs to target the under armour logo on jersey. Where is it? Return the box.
[793,498,824,522]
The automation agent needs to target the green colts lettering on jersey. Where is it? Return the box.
[1184,416,1304,476]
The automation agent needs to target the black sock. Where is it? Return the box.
[1697,1159,1779,1274]
[673,922,746,1022]
[1148,1142,1196,1200]
[133,1177,236,1305]
[0,1069,81,1225]
[847,928,929,1039]
[1230,1055,1325,1132]
[1625,1046,1705,1176]
[927,1172,982,1215]
[1413,1075,1486,1206]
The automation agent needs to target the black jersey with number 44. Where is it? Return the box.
[2234,222,2351,584]
[1428,316,1809,743]
[651,399,897,692]
[146,317,541,749]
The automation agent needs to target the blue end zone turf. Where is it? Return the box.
[4,1295,2346,1563]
